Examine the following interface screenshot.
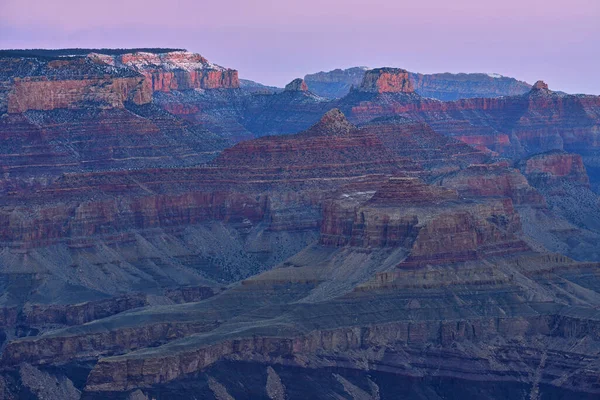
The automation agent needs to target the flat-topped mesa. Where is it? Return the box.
[358,67,415,93]
[4,57,152,113]
[92,50,240,91]
[302,108,357,136]
[522,150,590,187]
[284,78,309,92]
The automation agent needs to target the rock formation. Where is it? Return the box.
[358,68,415,93]
[305,66,531,99]
[92,50,240,92]
[2,50,600,400]
[532,80,549,91]
[1,57,152,113]
[522,150,590,187]
[284,78,308,92]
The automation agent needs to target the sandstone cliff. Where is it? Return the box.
[1,57,152,113]
[92,51,240,92]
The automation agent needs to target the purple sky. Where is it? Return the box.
[1,0,599,94]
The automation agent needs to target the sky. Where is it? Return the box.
[1,0,599,94]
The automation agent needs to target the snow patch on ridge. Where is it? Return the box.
[90,51,226,72]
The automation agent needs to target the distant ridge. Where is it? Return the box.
[0,48,187,59]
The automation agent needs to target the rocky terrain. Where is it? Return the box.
[0,49,600,399]
[305,67,532,99]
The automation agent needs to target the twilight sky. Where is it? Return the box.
[1,0,599,94]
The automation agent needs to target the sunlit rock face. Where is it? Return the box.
[93,50,240,92]
[1,56,152,113]
[358,67,415,93]
[2,50,600,400]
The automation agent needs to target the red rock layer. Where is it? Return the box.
[98,51,240,92]
[3,55,153,114]
[284,78,309,92]
[320,177,528,264]
[0,106,225,179]
[359,68,414,93]
[342,85,600,159]
[7,76,151,113]
[437,164,546,206]
[523,150,590,186]
[214,109,420,179]
[360,117,490,176]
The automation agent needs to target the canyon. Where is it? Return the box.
[304,66,532,100]
[0,49,599,399]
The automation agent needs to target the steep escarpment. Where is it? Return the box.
[92,51,239,92]
[0,50,241,178]
[517,151,600,261]
[341,79,600,176]
[521,150,590,187]
[1,56,152,113]
[320,177,528,264]
[437,163,546,206]
[2,54,600,400]
[358,68,415,93]
[1,49,240,116]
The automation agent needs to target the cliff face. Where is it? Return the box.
[2,57,152,113]
[358,68,414,93]
[305,66,531,100]
[340,81,600,172]
[0,50,241,178]
[1,50,240,115]
[2,54,600,400]
[320,177,528,265]
[438,164,546,206]
[522,150,590,187]
[304,67,368,98]
[93,51,240,92]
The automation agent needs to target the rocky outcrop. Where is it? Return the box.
[284,78,308,92]
[93,51,240,92]
[358,68,414,93]
[1,50,240,115]
[82,312,600,394]
[531,80,549,91]
[320,177,528,264]
[340,79,600,169]
[360,116,491,176]
[521,150,590,187]
[213,109,417,178]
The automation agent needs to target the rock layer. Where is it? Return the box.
[358,68,414,93]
